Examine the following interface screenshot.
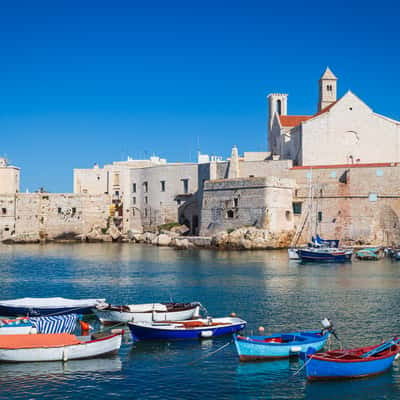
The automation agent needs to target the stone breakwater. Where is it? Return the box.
[2,224,294,250]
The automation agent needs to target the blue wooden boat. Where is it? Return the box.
[234,330,330,361]
[302,338,400,381]
[356,248,380,260]
[0,297,105,317]
[128,317,246,341]
[298,248,353,263]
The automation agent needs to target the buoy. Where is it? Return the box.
[230,312,237,317]
[80,320,90,332]
[258,326,265,333]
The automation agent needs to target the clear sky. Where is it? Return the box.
[1,0,399,192]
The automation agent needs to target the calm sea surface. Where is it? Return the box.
[0,243,399,400]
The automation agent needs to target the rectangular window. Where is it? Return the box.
[57,207,62,214]
[292,202,302,215]
[132,183,136,193]
[1,208,6,215]
[160,180,166,192]
[234,198,239,208]
[143,182,148,193]
[72,207,76,214]
[145,196,148,204]
[144,208,148,217]
[132,197,136,205]
[181,179,189,194]
[317,211,323,222]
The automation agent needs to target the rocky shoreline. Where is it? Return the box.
[2,224,295,250]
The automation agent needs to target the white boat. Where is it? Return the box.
[94,302,201,324]
[288,248,300,260]
[0,318,33,335]
[0,330,123,362]
[0,297,106,317]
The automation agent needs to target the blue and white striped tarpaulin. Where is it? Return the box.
[30,314,82,334]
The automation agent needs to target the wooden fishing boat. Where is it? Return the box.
[234,330,330,361]
[388,248,400,261]
[298,247,353,263]
[303,338,400,381]
[0,297,105,317]
[0,330,123,362]
[355,248,380,260]
[128,317,246,341]
[94,302,201,324]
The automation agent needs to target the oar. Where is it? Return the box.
[361,337,400,358]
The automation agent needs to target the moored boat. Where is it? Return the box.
[0,297,105,317]
[0,330,123,362]
[128,317,246,341]
[302,338,400,381]
[356,248,380,261]
[234,330,329,361]
[298,247,353,263]
[94,302,201,324]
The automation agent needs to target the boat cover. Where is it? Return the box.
[127,303,168,312]
[30,314,81,334]
[0,297,106,309]
[0,333,81,349]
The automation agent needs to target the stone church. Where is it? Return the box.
[268,67,400,166]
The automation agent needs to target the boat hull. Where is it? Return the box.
[234,330,329,361]
[0,333,122,363]
[298,249,352,263]
[94,305,199,324]
[128,318,246,341]
[306,354,397,381]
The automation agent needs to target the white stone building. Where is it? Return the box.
[269,67,400,166]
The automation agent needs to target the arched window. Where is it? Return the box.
[276,99,282,115]
[326,84,332,92]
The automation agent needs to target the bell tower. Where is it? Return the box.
[318,67,338,111]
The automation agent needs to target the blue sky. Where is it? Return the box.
[1,0,399,192]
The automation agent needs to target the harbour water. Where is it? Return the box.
[0,243,399,399]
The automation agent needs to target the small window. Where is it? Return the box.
[292,202,302,215]
[114,191,119,197]
[4,227,9,231]
[132,197,136,205]
[369,193,378,202]
[317,211,323,222]
[177,199,181,205]
[226,210,234,219]
[143,182,148,193]
[42,196,49,200]
[132,183,137,193]
[97,176,100,180]
[1,208,6,215]
[144,208,148,217]
[160,181,166,192]
[234,198,239,208]
[181,179,189,194]
[132,209,135,216]
[144,196,148,205]
[72,207,76,214]
[57,207,62,214]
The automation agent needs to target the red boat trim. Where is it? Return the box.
[309,348,398,362]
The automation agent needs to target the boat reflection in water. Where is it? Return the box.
[0,355,122,378]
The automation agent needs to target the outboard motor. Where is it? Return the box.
[320,318,339,340]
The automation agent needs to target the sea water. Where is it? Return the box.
[0,243,399,400]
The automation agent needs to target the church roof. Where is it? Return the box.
[279,115,312,127]
[313,100,339,117]
[320,66,337,80]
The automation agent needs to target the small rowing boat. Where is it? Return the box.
[298,247,353,263]
[0,297,105,317]
[128,317,246,341]
[0,330,123,362]
[94,302,201,324]
[234,330,329,361]
[302,337,400,381]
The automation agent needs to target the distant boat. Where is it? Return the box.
[0,314,81,335]
[128,317,246,341]
[0,330,123,362]
[0,297,105,317]
[94,302,201,324]
[302,338,400,381]
[388,248,400,261]
[355,248,380,261]
[289,236,340,260]
[234,330,329,361]
[298,247,353,263]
